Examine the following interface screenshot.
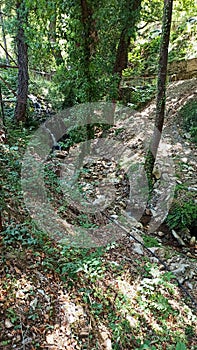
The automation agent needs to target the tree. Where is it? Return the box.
[14,0,29,123]
[145,0,173,189]
[50,0,142,155]
[114,0,141,76]
[48,2,64,66]
[0,5,10,65]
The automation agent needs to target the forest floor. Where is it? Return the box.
[0,78,197,349]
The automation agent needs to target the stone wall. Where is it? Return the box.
[168,57,197,81]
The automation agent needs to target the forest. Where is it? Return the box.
[0,0,197,349]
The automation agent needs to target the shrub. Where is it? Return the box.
[179,98,197,143]
[166,199,197,232]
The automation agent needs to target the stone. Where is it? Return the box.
[189,236,196,246]
[157,231,165,237]
[5,319,13,329]
[132,243,144,255]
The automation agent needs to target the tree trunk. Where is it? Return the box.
[145,0,173,190]
[113,0,142,96]
[48,8,64,66]
[14,0,29,123]
[0,6,10,65]
[0,114,6,232]
[0,84,5,125]
[80,0,98,143]
[113,28,130,75]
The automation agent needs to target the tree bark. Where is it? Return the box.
[145,0,173,189]
[0,84,5,125]
[0,96,6,231]
[14,0,29,123]
[113,28,130,75]
[0,7,10,65]
[113,0,142,98]
[80,0,98,142]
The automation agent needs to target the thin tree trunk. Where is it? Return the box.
[0,111,6,233]
[0,7,10,65]
[145,0,173,189]
[113,0,142,97]
[113,27,130,76]
[0,84,5,125]
[80,0,98,141]
[48,8,64,66]
[0,42,18,65]
[14,0,29,123]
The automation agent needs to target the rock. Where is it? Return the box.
[171,229,186,246]
[46,333,54,344]
[189,236,196,246]
[93,195,106,206]
[176,180,182,184]
[110,214,118,220]
[132,243,144,255]
[184,132,191,139]
[171,263,188,275]
[135,222,144,229]
[181,157,188,163]
[150,257,158,263]
[5,319,14,329]
[188,186,197,192]
[185,281,193,290]
[125,213,143,229]
[157,231,165,237]
[149,247,160,254]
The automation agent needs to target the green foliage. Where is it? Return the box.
[128,0,197,79]
[136,340,157,350]
[56,246,105,281]
[166,199,197,232]
[1,222,49,248]
[6,307,19,324]
[141,0,163,22]
[0,69,18,121]
[175,342,187,350]
[179,98,197,143]
[132,84,156,109]
[142,234,160,248]
[128,36,161,76]
[48,65,75,109]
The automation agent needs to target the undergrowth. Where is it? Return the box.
[179,98,197,144]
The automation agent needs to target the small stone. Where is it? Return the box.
[157,231,165,237]
[188,186,197,192]
[5,319,14,329]
[150,257,158,263]
[135,222,143,229]
[46,333,54,344]
[184,133,191,139]
[111,214,118,220]
[189,236,196,246]
[186,252,193,257]
[171,229,186,246]
[132,243,144,255]
[176,180,182,184]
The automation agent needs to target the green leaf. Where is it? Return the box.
[175,342,187,350]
